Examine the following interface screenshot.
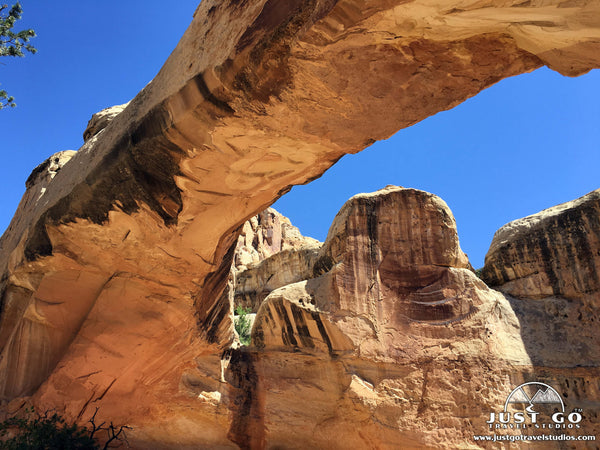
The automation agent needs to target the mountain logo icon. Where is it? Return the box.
[504,382,564,412]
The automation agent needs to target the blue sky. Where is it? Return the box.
[274,66,600,267]
[1,2,599,268]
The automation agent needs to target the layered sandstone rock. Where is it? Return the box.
[233,245,320,312]
[247,187,600,448]
[0,0,598,447]
[482,189,600,301]
[249,187,536,448]
[254,187,517,354]
[232,208,319,272]
[223,208,320,313]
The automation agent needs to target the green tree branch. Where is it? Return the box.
[0,2,36,108]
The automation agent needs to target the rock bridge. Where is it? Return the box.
[0,0,599,447]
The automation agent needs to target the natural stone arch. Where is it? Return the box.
[0,0,599,446]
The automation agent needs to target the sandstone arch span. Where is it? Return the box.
[0,0,599,447]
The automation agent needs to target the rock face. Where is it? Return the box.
[82,103,129,142]
[482,189,600,301]
[311,187,473,324]
[246,187,600,448]
[231,208,319,272]
[233,245,320,313]
[225,208,320,313]
[0,0,599,447]
[248,187,533,448]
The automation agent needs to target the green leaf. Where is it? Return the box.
[0,2,37,110]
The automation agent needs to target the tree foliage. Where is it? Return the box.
[0,2,36,108]
[235,306,252,346]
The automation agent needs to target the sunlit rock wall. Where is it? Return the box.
[0,0,599,447]
[483,189,600,301]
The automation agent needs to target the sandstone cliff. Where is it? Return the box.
[243,186,540,448]
[0,0,599,447]
[227,208,320,313]
[481,189,600,372]
[243,187,600,448]
[482,188,600,301]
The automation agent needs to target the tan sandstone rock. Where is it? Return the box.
[246,187,600,448]
[82,103,129,142]
[482,188,600,301]
[0,0,598,447]
[232,207,319,272]
[249,187,538,448]
[233,245,320,313]
[222,208,320,315]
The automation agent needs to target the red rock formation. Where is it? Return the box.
[233,245,320,313]
[0,0,599,447]
[231,207,319,271]
[213,207,320,323]
[248,187,600,448]
[228,208,320,312]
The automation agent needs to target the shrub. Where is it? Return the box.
[0,407,129,449]
[234,306,252,346]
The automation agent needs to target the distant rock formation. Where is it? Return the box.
[482,189,600,301]
[232,208,319,272]
[226,208,320,313]
[231,215,320,315]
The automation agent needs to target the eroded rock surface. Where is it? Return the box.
[254,187,524,357]
[233,245,320,313]
[482,188,600,301]
[248,187,531,448]
[247,187,600,448]
[232,208,319,272]
[82,103,129,142]
[0,0,599,447]
[227,208,320,313]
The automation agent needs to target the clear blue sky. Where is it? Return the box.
[1,2,599,268]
